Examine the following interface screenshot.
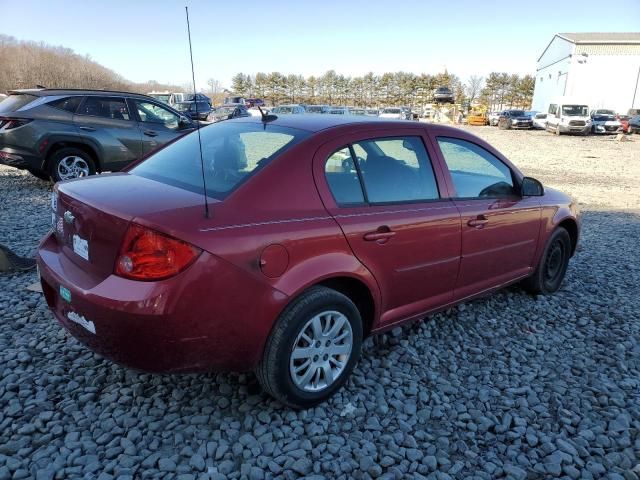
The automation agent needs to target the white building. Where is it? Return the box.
[532,32,640,114]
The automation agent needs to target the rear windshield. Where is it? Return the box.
[0,94,38,113]
[131,122,309,200]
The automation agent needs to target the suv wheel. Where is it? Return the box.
[49,148,96,182]
[256,286,363,409]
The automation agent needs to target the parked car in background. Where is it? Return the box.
[365,108,379,116]
[532,113,548,129]
[628,115,640,134]
[245,98,264,108]
[488,111,501,126]
[379,107,404,120]
[207,104,250,123]
[0,89,195,181]
[498,110,533,130]
[628,109,640,117]
[433,86,455,103]
[37,115,580,408]
[306,105,331,114]
[174,101,213,121]
[271,105,306,114]
[329,107,351,115]
[224,96,246,105]
[350,108,367,116]
[589,109,622,134]
[546,98,591,135]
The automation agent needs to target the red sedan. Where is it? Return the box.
[37,116,580,408]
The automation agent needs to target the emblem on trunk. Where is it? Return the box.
[63,211,75,224]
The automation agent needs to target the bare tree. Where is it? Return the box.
[465,75,484,105]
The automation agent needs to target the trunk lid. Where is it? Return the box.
[54,172,217,280]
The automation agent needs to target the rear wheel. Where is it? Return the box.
[522,227,571,295]
[256,286,363,409]
[49,148,96,182]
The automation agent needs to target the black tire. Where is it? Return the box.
[522,227,571,295]
[48,147,96,182]
[256,286,363,409]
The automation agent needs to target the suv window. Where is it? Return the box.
[79,97,130,120]
[0,94,38,113]
[548,104,557,115]
[48,96,82,113]
[325,147,365,205]
[437,137,516,198]
[134,100,180,129]
[354,137,439,203]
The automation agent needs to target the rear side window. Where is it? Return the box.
[79,97,130,120]
[354,137,439,204]
[325,148,365,205]
[48,97,82,113]
[0,94,38,113]
[132,122,309,200]
[437,137,516,198]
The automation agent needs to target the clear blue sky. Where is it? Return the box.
[2,0,638,90]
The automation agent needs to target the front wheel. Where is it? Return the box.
[256,286,363,409]
[522,227,571,295]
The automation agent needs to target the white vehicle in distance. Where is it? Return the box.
[488,111,501,126]
[147,91,186,106]
[365,108,379,116]
[532,112,547,129]
[305,105,331,114]
[379,107,404,119]
[545,97,591,135]
[350,108,367,116]
[271,105,306,114]
[590,109,622,134]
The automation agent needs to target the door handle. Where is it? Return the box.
[79,126,96,132]
[467,215,489,228]
[363,226,396,243]
[143,130,158,137]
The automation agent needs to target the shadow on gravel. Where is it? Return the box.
[1,209,639,479]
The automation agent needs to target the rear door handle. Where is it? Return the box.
[79,126,96,132]
[467,215,489,228]
[363,226,396,243]
[143,130,158,137]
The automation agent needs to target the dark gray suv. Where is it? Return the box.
[0,89,196,181]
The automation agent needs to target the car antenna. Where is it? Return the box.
[185,6,210,219]
[257,105,277,124]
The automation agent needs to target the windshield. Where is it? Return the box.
[306,106,325,113]
[132,122,309,200]
[509,110,526,116]
[383,108,401,114]
[149,94,171,103]
[562,105,588,116]
[215,107,235,115]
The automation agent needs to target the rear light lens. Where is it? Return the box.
[115,224,202,281]
[0,117,33,130]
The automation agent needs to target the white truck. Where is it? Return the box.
[147,91,186,106]
[545,97,591,135]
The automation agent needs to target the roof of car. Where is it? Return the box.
[8,88,156,100]
[229,114,436,133]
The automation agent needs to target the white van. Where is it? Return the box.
[545,97,591,135]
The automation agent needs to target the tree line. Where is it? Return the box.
[0,35,535,111]
[0,35,182,96]
[231,71,535,110]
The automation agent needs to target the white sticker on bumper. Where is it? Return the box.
[67,311,96,334]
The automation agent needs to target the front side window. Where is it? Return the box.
[79,97,130,120]
[132,122,308,200]
[324,148,364,205]
[548,104,557,115]
[134,100,180,129]
[437,137,516,198]
[354,137,439,203]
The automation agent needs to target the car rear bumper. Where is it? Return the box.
[37,231,287,373]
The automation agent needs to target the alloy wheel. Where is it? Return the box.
[57,156,90,180]
[289,310,353,392]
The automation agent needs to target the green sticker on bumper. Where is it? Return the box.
[59,285,71,303]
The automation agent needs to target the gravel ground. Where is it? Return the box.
[1,129,639,480]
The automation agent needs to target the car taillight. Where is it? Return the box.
[0,117,33,130]
[115,224,202,281]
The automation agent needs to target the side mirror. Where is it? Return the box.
[521,177,544,196]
